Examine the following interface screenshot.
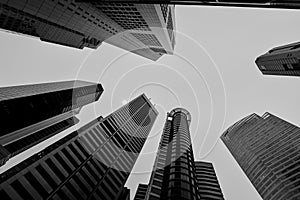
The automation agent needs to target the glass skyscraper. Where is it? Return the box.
[0,93,158,200]
[255,41,300,77]
[0,80,103,166]
[92,1,300,9]
[136,108,224,200]
[221,112,300,200]
[0,1,176,61]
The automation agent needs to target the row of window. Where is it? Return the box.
[1,138,103,200]
[5,117,76,157]
[96,4,151,31]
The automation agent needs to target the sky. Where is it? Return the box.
[0,5,300,200]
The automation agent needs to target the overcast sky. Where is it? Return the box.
[0,5,300,200]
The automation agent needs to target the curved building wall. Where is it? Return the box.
[163,111,199,200]
[221,112,300,200]
[145,108,199,200]
[141,108,224,200]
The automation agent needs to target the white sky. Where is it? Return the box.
[0,5,300,200]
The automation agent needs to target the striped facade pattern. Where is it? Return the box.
[0,80,103,166]
[221,112,300,200]
[194,161,224,200]
[0,1,175,61]
[134,184,148,200]
[0,94,158,200]
[143,108,200,200]
[255,41,300,76]
[144,115,172,199]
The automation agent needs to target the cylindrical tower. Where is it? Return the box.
[145,108,199,200]
[163,108,199,200]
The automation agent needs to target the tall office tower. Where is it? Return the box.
[0,1,176,61]
[134,184,148,200]
[137,108,224,200]
[194,161,224,200]
[221,112,300,200]
[0,80,103,166]
[91,3,176,61]
[0,94,158,200]
[255,41,300,77]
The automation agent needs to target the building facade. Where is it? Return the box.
[134,184,148,200]
[255,41,300,77]
[85,1,300,10]
[221,112,300,200]
[137,108,224,200]
[0,93,158,200]
[0,80,103,166]
[0,1,175,61]
[194,161,224,200]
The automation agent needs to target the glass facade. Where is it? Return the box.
[255,41,300,77]
[0,94,158,200]
[0,80,103,166]
[136,108,224,200]
[221,112,300,200]
[0,80,103,137]
[0,1,176,61]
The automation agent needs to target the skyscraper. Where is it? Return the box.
[87,1,300,10]
[255,41,300,77]
[0,1,175,61]
[0,93,158,200]
[194,161,224,200]
[137,108,224,200]
[0,80,103,166]
[221,112,300,200]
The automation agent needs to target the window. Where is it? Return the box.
[62,148,79,168]
[11,180,34,200]
[0,190,11,200]
[57,188,71,200]
[65,181,81,200]
[35,165,58,189]
[45,158,66,181]
[103,120,116,133]
[79,169,95,188]
[24,172,49,198]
